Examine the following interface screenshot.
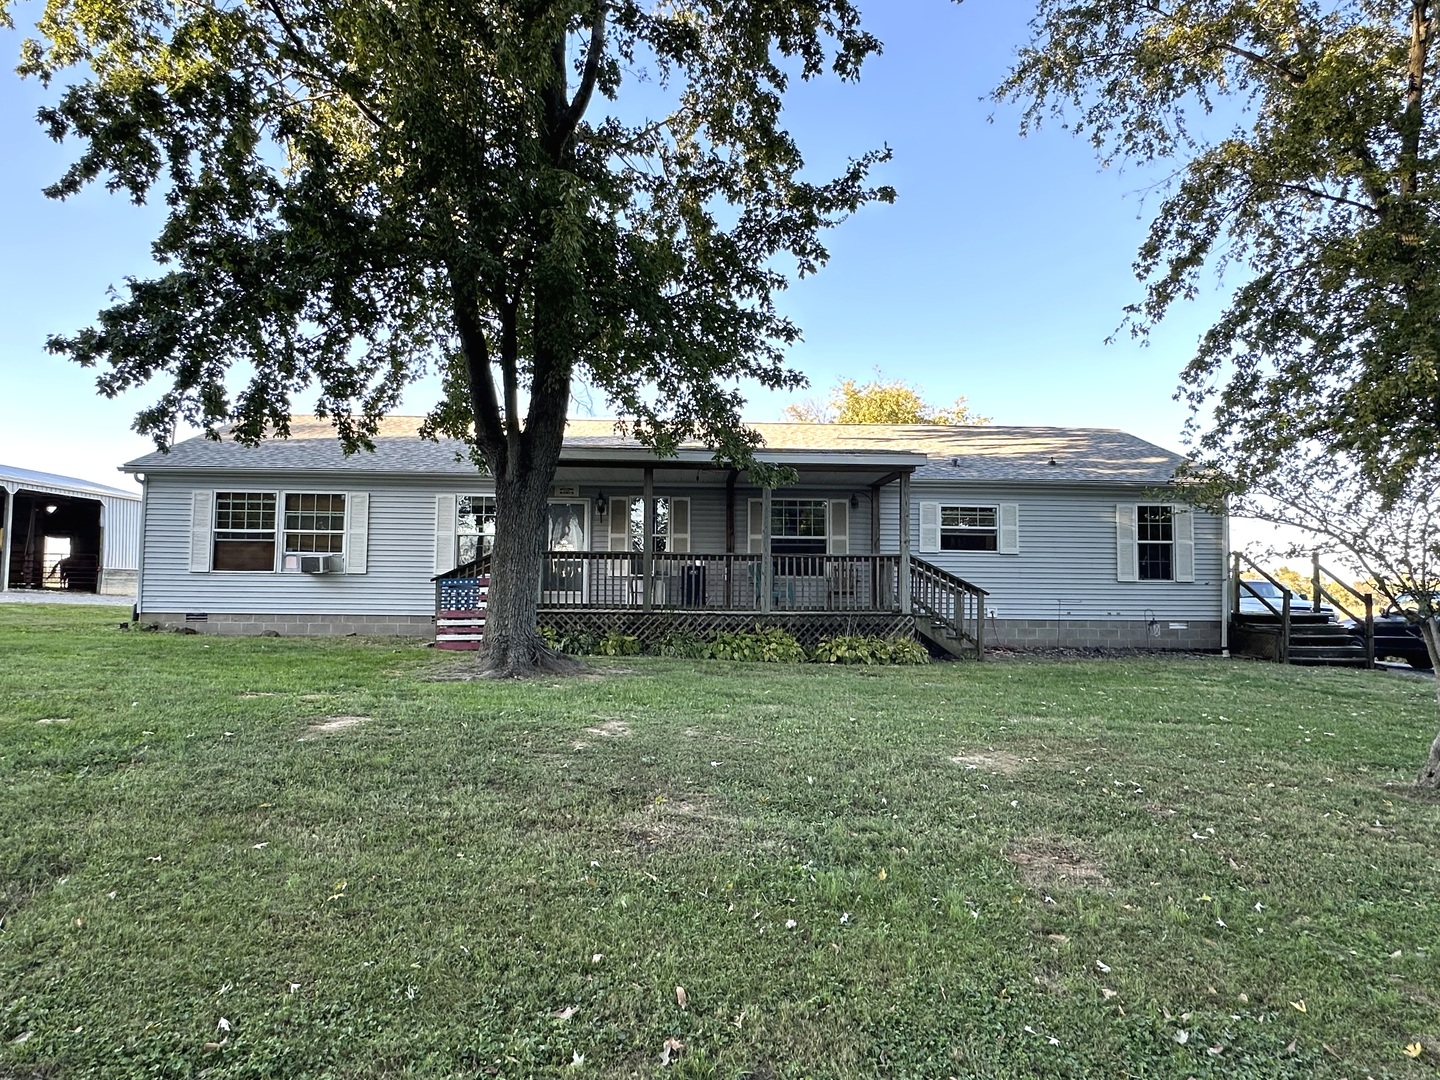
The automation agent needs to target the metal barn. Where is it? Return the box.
[0,465,141,596]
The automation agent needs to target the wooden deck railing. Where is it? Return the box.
[909,556,987,658]
[538,551,904,613]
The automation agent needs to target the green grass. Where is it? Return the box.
[2,603,1439,1079]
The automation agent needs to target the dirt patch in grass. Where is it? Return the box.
[1007,837,1108,889]
[951,751,1027,775]
[300,715,370,740]
[622,796,732,854]
[35,717,72,724]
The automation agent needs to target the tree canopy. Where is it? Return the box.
[8,0,894,673]
[783,374,988,425]
[996,0,1440,496]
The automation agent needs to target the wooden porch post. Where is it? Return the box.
[0,485,12,592]
[761,485,773,615]
[897,472,912,614]
[642,467,655,612]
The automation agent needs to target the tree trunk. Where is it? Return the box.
[1415,617,1440,788]
[474,463,583,678]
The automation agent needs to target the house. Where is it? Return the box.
[120,417,1228,654]
[1,465,142,595]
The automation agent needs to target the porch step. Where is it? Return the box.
[915,617,973,660]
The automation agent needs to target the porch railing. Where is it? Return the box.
[538,551,904,613]
[909,556,987,658]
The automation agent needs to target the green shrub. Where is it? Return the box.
[651,631,709,658]
[812,634,930,665]
[706,625,806,663]
[596,630,641,656]
[537,625,600,655]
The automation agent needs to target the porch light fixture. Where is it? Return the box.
[850,493,859,510]
[1048,457,1058,467]
[45,504,58,514]
[594,490,607,517]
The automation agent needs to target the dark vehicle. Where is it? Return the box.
[1346,603,1435,670]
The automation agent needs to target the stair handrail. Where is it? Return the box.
[1311,553,1374,668]
[909,556,988,659]
[1232,553,1292,663]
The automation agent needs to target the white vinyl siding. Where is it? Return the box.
[882,485,1224,622]
[748,499,764,554]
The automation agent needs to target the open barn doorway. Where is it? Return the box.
[3,492,102,592]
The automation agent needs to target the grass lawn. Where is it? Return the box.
[2,604,1439,1079]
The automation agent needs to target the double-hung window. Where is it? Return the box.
[1136,505,1173,580]
[940,505,998,551]
[770,499,828,555]
[284,493,346,555]
[213,492,278,571]
[1116,503,1193,583]
[457,495,497,564]
[198,490,363,573]
[607,496,690,554]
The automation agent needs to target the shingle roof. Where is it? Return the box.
[123,416,1186,484]
[1,464,141,500]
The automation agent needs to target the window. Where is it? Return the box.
[457,495,496,564]
[284,493,346,554]
[1137,504,1173,580]
[940,505,998,551]
[771,499,828,555]
[608,496,690,554]
[213,492,277,571]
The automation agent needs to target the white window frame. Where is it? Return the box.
[607,495,691,554]
[282,492,347,556]
[1117,503,1195,583]
[770,498,829,555]
[920,501,1019,555]
[456,494,497,566]
[212,491,279,573]
[939,504,998,552]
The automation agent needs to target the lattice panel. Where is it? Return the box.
[539,610,916,649]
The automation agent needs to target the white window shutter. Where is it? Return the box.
[747,498,764,554]
[1173,505,1195,582]
[918,502,940,554]
[434,494,457,574]
[998,503,1020,554]
[670,497,690,553]
[608,497,631,553]
[1116,504,1138,582]
[345,492,369,574]
[189,490,213,573]
[828,500,849,555]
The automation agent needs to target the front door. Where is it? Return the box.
[542,501,589,604]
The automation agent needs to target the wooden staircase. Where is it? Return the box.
[910,556,988,660]
[1230,555,1374,668]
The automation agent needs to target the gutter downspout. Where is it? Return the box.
[133,474,147,621]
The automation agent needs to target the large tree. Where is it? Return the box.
[995,0,1440,497]
[6,0,893,675]
[783,373,988,424]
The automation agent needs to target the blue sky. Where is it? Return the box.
[0,0,1231,495]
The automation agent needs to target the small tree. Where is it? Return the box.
[1192,451,1440,787]
[8,0,894,676]
[783,374,988,425]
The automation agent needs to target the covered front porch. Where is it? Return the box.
[438,441,989,657]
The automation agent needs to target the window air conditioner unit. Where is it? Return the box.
[299,554,341,574]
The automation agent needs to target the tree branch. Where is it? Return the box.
[450,276,505,459]
[564,3,607,135]
[258,0,390,131]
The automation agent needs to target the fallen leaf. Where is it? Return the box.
[659,1036,685,1066]
[878,868,888,881]
[1404,1042,1423,1058]
[674,986,688,1010]
[1101,988,1118,1000]
[570,1050,585,1067]
[1095,960,1111,973]
[216,1017,232,1032]
[10,1032,32,1046]
[203,1038,228,1052]
[1290,1000,1307,1014]
[551,1005,579,1021]
[252,842,269,849]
